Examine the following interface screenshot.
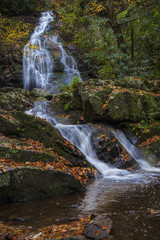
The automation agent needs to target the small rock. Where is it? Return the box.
[12,217,25,222]
[83,214,113,240]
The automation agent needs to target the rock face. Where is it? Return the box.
[0,88,95,203]
[52,79,160,123]
[51,78,160,168]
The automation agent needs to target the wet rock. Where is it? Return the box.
[0,168,83,203]
[8,215,31,222]
[30,88,53,100]
[83,214,113,240]
[122,120,160,167]
[91,125,137,169]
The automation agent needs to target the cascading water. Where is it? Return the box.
[23,12,81,92]
[23,12,54,90]
[112,129,160,172]
[56,123,129,178]
[50,35,80,81]
[26,102,140,180]
[24,11,160,180]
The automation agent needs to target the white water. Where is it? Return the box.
[23,12,81,91]
[26,102,143,180]
[23,12,54,90]
[24,11,160,180]
[50,35,81,82]
[56,123,130,178]
[112,129,160,173]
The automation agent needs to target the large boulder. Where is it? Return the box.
[0,88,95,203]
[52,79,160,123]
[0,168,83,203]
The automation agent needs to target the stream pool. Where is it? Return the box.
[0,173,160,239]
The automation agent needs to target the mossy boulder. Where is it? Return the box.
[52,88,82,113]
[52,79,160,123]
[0,110,90,167]
[30,88,53,100]
[114,77,160,94]
[0,109,95,203]
[103,90,160,122]
[0,168,83,203]
[0,88,33,111]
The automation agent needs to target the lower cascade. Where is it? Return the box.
[26,101,160,181]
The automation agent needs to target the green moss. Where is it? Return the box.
[0,147,57,164]
[0,174,10,188]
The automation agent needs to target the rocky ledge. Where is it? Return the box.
[51,78,160,168]
[0,87,95,203]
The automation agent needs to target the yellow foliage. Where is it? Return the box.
[0,14,32,54]
[89,1,105,15]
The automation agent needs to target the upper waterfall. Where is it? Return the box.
[23,11,81,92]
[23,12,54,90]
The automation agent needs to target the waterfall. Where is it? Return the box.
[23,12,54,90]
[24,11,160,180]
[112,129,160,172]
[23,12,81,92]
[26,102,133,179]
[50,35,80,78]
[56,123,129,177]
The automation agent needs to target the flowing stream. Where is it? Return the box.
[1,11,159,239]
[23,11,160,179]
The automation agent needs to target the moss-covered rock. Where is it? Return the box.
[0,87,33,111]
[30,88,53,101]
[0,110,90,167]
[103,90,160,121]
[0,168,83,203]
[52,79,160,123]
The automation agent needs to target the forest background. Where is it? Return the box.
[0,0,159,84]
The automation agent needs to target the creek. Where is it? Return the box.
[0,11,160,239]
